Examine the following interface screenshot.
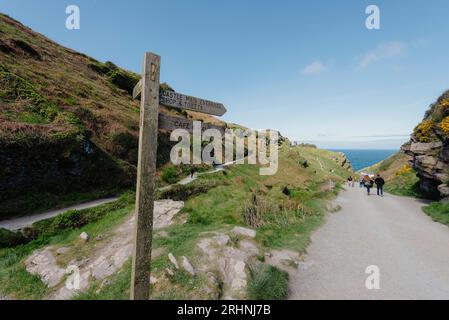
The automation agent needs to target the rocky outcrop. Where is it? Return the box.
[24,199,184,299]
[197,228,260,300]
[402,90,449,199]
[332,153,353,171]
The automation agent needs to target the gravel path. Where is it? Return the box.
[0,162,231,231]
[289,187,449,300]
[0,198,118,231]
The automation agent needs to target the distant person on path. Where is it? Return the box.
[363,175,373,195]
[359,176,364,188]
[190,167,196,179]
[375,174,385,197]
[347,176,354,187]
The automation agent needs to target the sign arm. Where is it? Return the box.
[133,79,142,100]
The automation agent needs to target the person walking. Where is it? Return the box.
[347,176,354,187]
[363,175,373,195]
[190,167,196,179]
[359,176,364,188]
[375,174,385,197]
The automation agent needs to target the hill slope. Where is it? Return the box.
[0,13,221,217]
[360,152,420,197]
[0,145,353,300]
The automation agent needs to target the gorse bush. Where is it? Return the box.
[440,116,449,136]
[396,164,413,176]
[414,120,435,143]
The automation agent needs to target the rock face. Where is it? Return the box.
[25,248,66,288]
[24,199,184,299]
[197,231,260,300]
[332,153,353,171]
[402,90,449,199]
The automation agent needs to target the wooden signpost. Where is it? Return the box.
[130,52,227,300]
[133,81,227,116]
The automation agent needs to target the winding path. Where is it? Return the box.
[289,187,449,300]
[0,198,118,231]
[0,163,230,231]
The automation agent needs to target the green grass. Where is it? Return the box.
[0,145,353,300]
[0,194,134,299]
[74,260,132,300]
[247,264,289,300]
[422,201,449,226]
[1,188,125,221]
[384,171,421,197]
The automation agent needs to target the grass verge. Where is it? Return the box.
[422,201,449,226]
[247,264,289,300]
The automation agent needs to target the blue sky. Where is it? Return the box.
[2,0,449,149]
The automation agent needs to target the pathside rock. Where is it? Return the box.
[232,226,256,238]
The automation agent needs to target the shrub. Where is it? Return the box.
[161,167,181,184]
[243,194,277,228]
[88,61,118,75]
[88,62,111,75]
[0,228,29,248]
[396,164,412,176]
[440,116,449,137]
[157,179,223,202]
[107,70,140,95]
[414,120,435,143]
[247,264,289,300]
[23,192,134,239]
[243,193,308,229]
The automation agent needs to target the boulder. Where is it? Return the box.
[25,248,66,287]
[197,232,260,299]
[165,268,175,277]
[437,184,449,198]
[181,256,196,276]
[232,226,256,239]
[168,253,179,269]
[79,232,89,242]
[56,247,69,255]
[409,142,442,155]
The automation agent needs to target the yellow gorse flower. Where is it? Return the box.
[440,116,449,136]
[396,164,412,176]
[414,119,434,142]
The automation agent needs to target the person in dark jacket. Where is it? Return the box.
[374,174,385,197]
[190,167,196,178]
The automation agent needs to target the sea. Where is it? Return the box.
[330,149,398,171]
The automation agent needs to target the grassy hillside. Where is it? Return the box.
[0,13,222,218]
[360,152,420,197]
[0,145,353,300]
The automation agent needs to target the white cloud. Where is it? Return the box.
[302,60,327,75]
[358,41,407,68]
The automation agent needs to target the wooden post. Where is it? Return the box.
[130,52,160,300]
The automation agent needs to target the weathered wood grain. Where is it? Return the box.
[159,90,227,116]
[132,79,142,100]
[130,52,160,300]
[158,113,226,135]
